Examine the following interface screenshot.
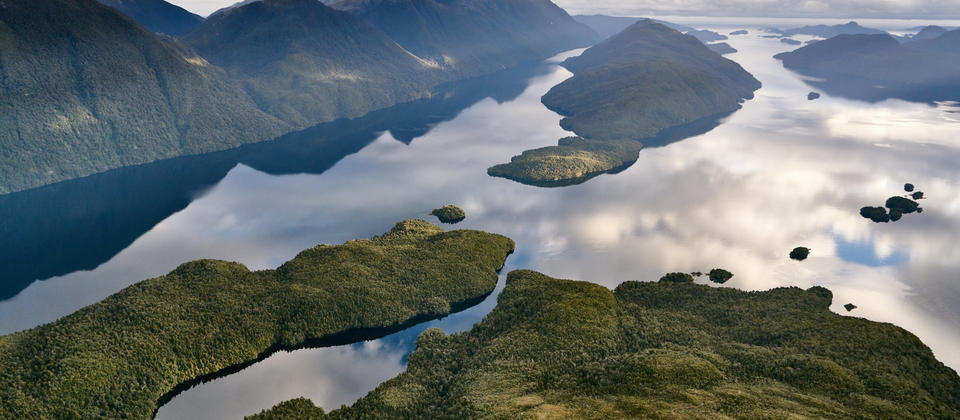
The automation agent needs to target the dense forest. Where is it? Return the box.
[0,220,514,418]
[252,270,960,419]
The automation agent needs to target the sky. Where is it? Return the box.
[170,0,960,19]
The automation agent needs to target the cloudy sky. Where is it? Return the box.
[170,0,960,19]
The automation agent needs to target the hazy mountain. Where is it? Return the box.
[908,25,949,41]
[96,0,204,35]
[770,21,886,38]
[775,32,960,102]
[546,20,760,141]
[0,0,287,194]
[573,14,694,39]
[182,0,444,127]
[905,28,960,54]
[332,0,598,77]
[573,14,726,43]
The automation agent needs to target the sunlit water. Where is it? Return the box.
[1,20,959,419]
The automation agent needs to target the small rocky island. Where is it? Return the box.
[790,246,810,260]
[430,204,466,224]
[489,20,760,187]
[707,42,738,55]
[860,183,926,223]
[808,91,821,100]
[730,29,749,35]
[254,270,960,419]
[780,37,802,45]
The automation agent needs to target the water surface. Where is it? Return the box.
[1,21,959,419]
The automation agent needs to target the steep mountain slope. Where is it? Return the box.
[96,0,204,35]
[775,32,960,102]
[182,0,443,127]
[0,0,287,194]
[332,0,598,77]
[252,270,960,419]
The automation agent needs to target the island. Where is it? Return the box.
[487,137,641,187]
[731,29,749,35]
[775,29,960,102]
[252,270,960,418]
[707,42,738,55]
[860,192,923,223]
[808,91,821,100]
[488,20,760,186]
[0,220,515,419]
[844,303,858,311]
[780,38,802,45]
[790,246,811,260]
[430,205,466,224]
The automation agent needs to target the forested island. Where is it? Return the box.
[253,270,960,419]
[775,29,960,102]
[489,20,760,186]
[0,220,514,418]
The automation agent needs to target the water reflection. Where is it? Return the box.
[0,63,550,305]
[2,24,960,419]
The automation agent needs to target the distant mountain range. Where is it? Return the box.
[332,0,598,77]
[96,0,203,35]
[775,29,960,102]
[0,0,597,194]
[573,14,727,43]
[768,21,886,38]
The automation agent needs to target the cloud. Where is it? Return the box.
[553,0,960,19]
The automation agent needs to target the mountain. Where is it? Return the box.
[905,28,960,54]
[770,21,887,38]
[331,0,598,77]
[96,0,204,35]
[908,25,949,41]
[252,270,960,419]
[573,14,694,39]
[775,32,960,102]
[488,20,759,187]
[0,0,287,194]
[573,14,726,43]
[182,0,443,127]
[550,20,760,141]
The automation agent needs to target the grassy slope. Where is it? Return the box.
[0,0,288,194]
[0,220,514,419]
[254,270,960,419]
[488,137,641,187]
[182,0,444,128]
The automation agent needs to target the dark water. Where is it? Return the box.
[1,21,959,419]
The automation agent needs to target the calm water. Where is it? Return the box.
[2,20,959,419]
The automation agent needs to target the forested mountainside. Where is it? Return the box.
[0,0,287,194]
